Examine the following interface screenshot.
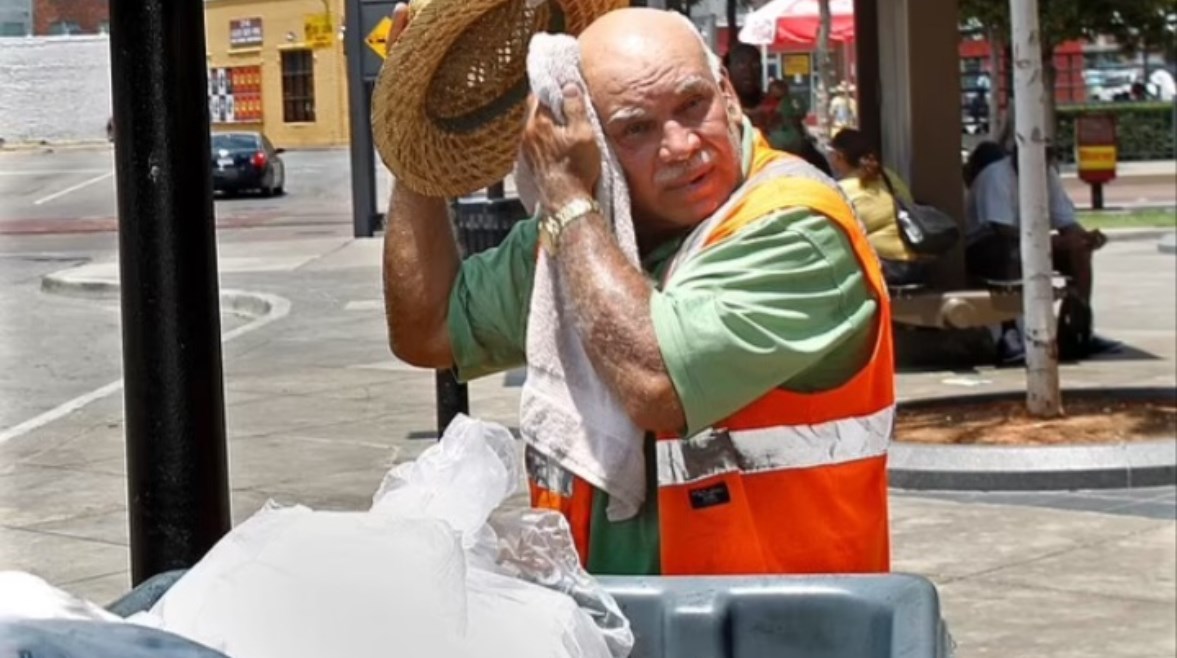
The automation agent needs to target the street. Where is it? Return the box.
[1,145,382,436]
[0,146,392,235]
[2,147,1173,237]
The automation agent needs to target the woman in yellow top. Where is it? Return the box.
[828,129,927,286]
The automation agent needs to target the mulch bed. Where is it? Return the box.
[895,396,1177,446]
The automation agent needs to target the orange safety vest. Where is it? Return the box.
[527,131,894,575]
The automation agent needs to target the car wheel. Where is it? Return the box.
[260,171,276,197]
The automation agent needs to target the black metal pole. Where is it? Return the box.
[435,370,470,437]
[109,0,231,585]
[345,0,379,238]
[853,0,880,153]
[1091,182,1104,210]
[726,0,738,53]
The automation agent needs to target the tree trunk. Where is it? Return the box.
[1010,0,1063,418]
[814,0,833,148]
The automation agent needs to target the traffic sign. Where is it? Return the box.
[305,13,334,49]
[365,16,393,59]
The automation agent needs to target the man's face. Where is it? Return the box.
[589,54,743,234]
[726,53,762,107]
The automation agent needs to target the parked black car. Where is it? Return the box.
[211,131,286,197]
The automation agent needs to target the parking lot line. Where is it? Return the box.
[33,171,114,206]
[0,170,110,177]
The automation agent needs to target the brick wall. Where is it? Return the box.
[32,0,107,34]
[0,36,112,143]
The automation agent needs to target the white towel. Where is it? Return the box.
[514,33,646,522]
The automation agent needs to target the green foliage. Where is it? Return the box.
[959,0,1176,52]
[1054,102,1176,162]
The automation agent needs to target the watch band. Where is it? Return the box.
[540,197,600,254]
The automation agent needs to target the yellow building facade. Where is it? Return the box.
[204,0,350,148]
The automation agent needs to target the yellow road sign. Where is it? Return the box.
[365,16,393,59]
[305,13,333,49]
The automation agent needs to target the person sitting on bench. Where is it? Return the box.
[964,142,1119,358]
[829,129,927,287]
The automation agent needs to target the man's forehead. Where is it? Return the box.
[597,72,714,123]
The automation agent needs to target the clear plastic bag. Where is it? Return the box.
[371,415,633,657]
[489,509,634,658]
[129,415,631,658]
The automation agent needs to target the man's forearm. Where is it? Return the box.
[556,213,686,432]
[382,184,459,367]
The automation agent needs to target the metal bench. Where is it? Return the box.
[891,276,1068,330]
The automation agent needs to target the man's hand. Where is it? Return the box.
[521,84,601,214]
[521,86,686,432]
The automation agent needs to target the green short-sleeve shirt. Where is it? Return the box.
[446,125,878,575]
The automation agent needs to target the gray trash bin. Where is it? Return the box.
[109,570,950,658]
[450,196,530,258]
[598,575,950,658]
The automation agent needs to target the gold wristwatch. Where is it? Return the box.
[539,197,600,255]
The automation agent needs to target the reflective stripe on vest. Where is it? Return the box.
[655,405,893,487]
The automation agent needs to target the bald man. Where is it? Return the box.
[384,7,894,576]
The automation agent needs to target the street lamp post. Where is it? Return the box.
[109,0,232,584]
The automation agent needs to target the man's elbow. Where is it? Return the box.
[387,324,454,370]
[624,375,686,434]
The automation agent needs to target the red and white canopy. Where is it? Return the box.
[738,0,856,48]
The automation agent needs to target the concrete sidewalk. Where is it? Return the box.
[1,229,1174,656]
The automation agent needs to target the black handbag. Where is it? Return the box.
[881,173,961,257]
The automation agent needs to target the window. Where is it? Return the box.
[0,21,27,37]
[280,49,315,123]
[211,133,261,151]
[47,20,81,35]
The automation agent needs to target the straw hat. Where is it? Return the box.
[372,0,627,198]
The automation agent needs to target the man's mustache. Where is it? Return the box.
[655,149,714,187]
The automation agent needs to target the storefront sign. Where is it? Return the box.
[229,18,264,48]
[1075,113,1117,184]
[783,53,810,78]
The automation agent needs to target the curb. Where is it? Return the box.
[1160,233,1177,255]
[40,267,281,322]
[889,388,1177,491]
[1104,228,1176,243]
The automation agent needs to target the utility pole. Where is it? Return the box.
[1010,0,1062,417]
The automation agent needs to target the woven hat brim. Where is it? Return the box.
[372,0,628,198]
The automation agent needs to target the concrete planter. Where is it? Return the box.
[889,387,1177,491]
